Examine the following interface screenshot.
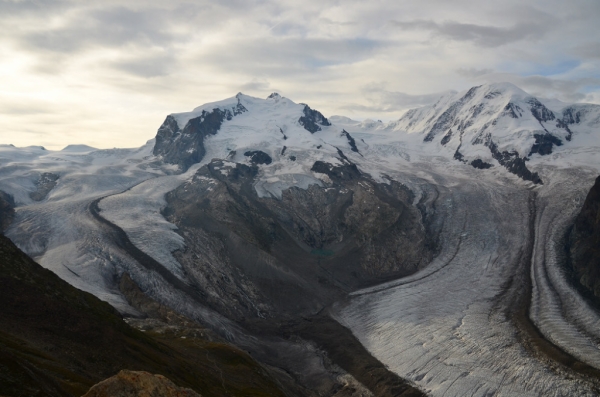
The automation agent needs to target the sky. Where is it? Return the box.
[0,0,599,150]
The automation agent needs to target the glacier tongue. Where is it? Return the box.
[336,166,600,397]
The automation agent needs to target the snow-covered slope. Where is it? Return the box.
[384,83,600,183]
[153,92,367,197]
[0,141,168,312]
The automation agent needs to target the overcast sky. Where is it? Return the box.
[1,0,599,149]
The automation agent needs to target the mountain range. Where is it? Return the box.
[1,82,600,396]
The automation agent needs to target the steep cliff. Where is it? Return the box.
[569,175,600,297]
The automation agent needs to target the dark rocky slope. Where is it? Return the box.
[162,158,432,323]
[0,190,14,232]
[29,172,60,201]
[0,232,285,396]
[569,175,600,298]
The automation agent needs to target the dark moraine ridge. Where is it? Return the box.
[278,314,427,397]
[511,192,600,384]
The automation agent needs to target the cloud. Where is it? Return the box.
[519,75,600,102]
[343,82,455,113]
[0,0,68,17]
[239,78,271,93]
[198,37,389,78]
[456,68,494,78]
[471,73,600,102]
[391,19,551,47]
[19,6,177,54]
[111,54,176,78]
[574,43,600,60]
[0,102,55,116]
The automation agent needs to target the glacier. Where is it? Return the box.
[2,83,600,395]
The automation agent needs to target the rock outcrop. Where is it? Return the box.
[299,104,331,133]
[29,172,59,201]
[82,370,201,397]
[569,175,600,297]
[153,97,247,171]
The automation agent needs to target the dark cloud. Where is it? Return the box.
[573,42,600,59]
[457,68,494,78]
[0,0,68,16]
[392,18,552,47]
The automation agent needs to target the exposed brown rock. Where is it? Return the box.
[82,370,201,397]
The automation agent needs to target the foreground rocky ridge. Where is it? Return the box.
[82,370,201,397]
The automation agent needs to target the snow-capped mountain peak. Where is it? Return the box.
[152,92,340,175]
[387,82,600,183]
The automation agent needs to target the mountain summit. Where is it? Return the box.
[389,82,600,183]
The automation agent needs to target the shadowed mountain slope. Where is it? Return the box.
[569,175,600,298]
[0,231,285,397]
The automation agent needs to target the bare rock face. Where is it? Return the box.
[298,104,331,133]
[29,172,59,201]
[153,98,247,172]
[82,370,201,397]
[569,175,600,297]
[162,158,432,322]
